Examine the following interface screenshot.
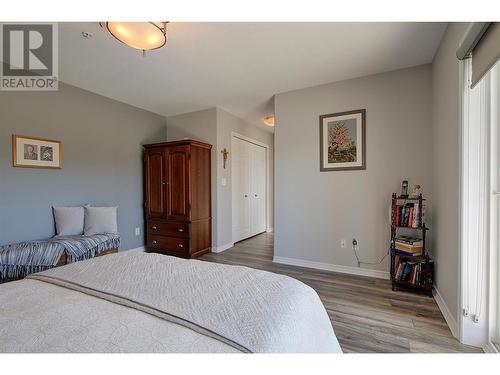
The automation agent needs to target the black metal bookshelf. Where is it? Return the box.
[390,192,433,296]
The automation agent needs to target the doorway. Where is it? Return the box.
[231,133,268,243]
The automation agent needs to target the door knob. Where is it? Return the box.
[152,240,157,244]
[152,226,157,230]
[254,194,258,197]
[178,244,184,248]
[244,194,248,197]
[178,228,184,232]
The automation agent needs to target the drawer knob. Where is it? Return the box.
[178,228,184,232]
[152,226,157,230]
[178,244,184,248]
[152,240,157,244]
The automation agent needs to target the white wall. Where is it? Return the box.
[166,107,274,249]
[432,23,469,328]
[274,64,433,274]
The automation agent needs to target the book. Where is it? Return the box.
[394,260,426,285]
[396,263,404,280]
[395,235,422,245]
[408,207,414,227]
[394,242,423,252]
[412,203,420,228]
[401,263,412,281]
[391,248,422,257]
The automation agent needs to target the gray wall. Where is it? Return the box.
[166,107,274,248]
[274,64,433,273]
[0,82,166,250]
[166,108,219,246]
[432,23,468,323]
[216,108,274,247]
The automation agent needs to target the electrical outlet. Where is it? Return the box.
[340,239,347,249]
[135,227,141,236]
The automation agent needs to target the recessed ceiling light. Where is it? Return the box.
[263,115,275,127]
[100,22,168,56]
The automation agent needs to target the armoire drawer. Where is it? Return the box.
[147,234,190,253]
[147,221,189,238]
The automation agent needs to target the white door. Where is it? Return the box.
[250,143,267,235]
[232,137,252,242]
[232,136,267,243]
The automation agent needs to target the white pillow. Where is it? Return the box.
[84,206,118,236]
[53,206,85,236]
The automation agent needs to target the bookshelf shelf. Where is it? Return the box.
[391,225,428,230]
[395,196,426,201]
[390,192,433,297]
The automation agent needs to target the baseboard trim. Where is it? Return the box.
[266,227,274,233]
[483,342,499,353]
[124,246,145,253]
[433,287,459,339]
[272,256,390,280]
[213,242,234,253]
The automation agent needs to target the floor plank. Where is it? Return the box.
[199,232,482,353]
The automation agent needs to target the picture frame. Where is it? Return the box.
[319,109,366,171]
[12,134,62,169]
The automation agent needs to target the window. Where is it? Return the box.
[461,58,500,350]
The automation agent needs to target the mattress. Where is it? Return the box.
[0,251,342,353]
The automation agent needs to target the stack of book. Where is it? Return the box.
[395,202,424,228]
[393,255,433,287]
[391,235,423,256]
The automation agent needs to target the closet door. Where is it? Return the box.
[166,145,190,221]
[232,137,252,242]
[145,149,166,217]
[250,143,267,235]
[232,137,267,242]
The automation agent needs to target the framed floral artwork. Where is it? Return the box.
[319,109,366,171]
[12,134,62,169]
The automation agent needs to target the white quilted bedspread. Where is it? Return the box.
[0,251,341,353]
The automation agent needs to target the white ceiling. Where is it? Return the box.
[59,22,447,131]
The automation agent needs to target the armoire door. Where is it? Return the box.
[145,149,166,217]
[232,136,267,243]
[167,145,190,221]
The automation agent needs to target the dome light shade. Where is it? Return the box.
[263,115,275,127]
[102,22,168,52]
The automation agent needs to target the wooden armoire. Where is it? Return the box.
[143,140,212,258]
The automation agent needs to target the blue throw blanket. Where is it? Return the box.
[0,233,120,280]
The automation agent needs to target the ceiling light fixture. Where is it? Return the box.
[263,115,275,127]
[100,22,168,56]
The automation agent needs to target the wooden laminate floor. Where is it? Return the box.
[199,232,482,353]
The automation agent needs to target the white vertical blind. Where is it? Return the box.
[460,58,490,346]
[491,63,500,348]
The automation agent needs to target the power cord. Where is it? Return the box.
[352,239,389,267]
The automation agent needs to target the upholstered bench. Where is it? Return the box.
[0,233,120,283]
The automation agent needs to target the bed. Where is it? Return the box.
[0,251,342,353]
